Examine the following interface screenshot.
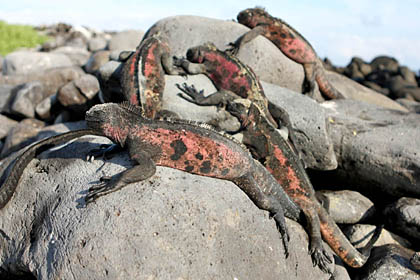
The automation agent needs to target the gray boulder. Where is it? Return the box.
[88,36,108,52]
[316,190,375,224]
[0,118,45,158]
[343,224,412,249]
[84,50,110,74]
[0,134,335,280]
[0,66,85,97]
[0,85,14,112]
[108,30,144,52]
[383,197,420,241]
[355,244,420,279]
[2,51,74,75]
[52,46,91,66]
[0,114,18,139]
[8,82,47,118]
[322,99,420,198]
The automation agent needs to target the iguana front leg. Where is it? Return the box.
[85,152,156,203]
[173,56,207,75]
[161,53,187,76]
[177,83,237,106]
[227,25,267,56]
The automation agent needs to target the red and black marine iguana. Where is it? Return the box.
[228,7,346,100]
[177,85,382,274]
[0,102,301,257]
[119,33,185,119]
[173,42,300,153]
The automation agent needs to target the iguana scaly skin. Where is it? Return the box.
[225,98,382,272]
[120,34,184,119]
[229,7,345,100]
[174,42,279,129]
[0,103,301,256]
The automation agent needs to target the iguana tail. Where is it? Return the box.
[315,60,346,99]
[318,206,382,268]
[0,129,103,209]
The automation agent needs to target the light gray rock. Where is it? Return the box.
[0,135,334,280]
[355,244,420,280]
[84,50,110,74]
[107,29,144,52]
[52,46,91,66]
[0,84,14,112]
[35,95,58,120]
[0,66,85,96]
[326,71,407,111]
[383,197,420,241]
[262,82,337,170]
[97,60,124,103]
[321,99,420,198]
[88,36,108,52]
[396,98,420,113]
[343,224,412,249]
[9,82,47,118]
[73,74,100,99]
[2,51,74,75]
[57,81,87,107]
[316,190,375,224]
[0,114,18,139]
[0,118,45,158]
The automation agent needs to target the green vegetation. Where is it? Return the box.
[0,20,50,56]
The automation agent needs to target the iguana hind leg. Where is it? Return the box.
[233,172,291,257]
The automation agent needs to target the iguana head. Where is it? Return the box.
[86,102,143,147]
[186,42,218,63]
[237,7,272,28]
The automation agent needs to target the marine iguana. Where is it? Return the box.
[228,7,346,100]
[177,82,381,273]
[120,34,185,119]
[0,102,301,256]
[173,42,280,129]
[173,42,301,156]
[223,98,382,272]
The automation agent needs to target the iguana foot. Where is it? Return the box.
[309,240,333,274]
[176,83,204,103]
[85,176,124,204]
[172,55,186,67]
[271,212,290,258]
[225,42,240,56]
[86,143,123,161]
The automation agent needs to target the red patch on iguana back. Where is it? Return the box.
[135,126,248,178]
[203,52,251,98]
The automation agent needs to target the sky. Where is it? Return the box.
[1,0,420,71]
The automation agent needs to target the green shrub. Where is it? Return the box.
[0,20,50,56]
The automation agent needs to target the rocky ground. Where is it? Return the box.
[0,17,419,280]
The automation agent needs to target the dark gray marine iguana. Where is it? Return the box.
[177,84,382,273]
[227,7,346,100]
[0,102,301,256]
